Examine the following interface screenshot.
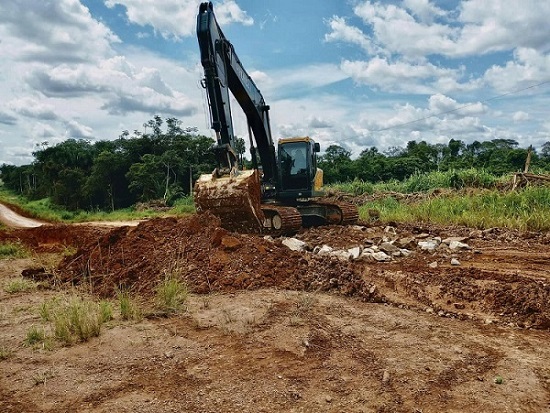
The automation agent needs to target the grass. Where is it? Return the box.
[37,296,110,346]
[360,186,550,231]
[25,325,47,346]
[0,345,12,360]
[4,277,37,294]
[0,242,31,259]
[117,290,142,321]
[155,275,188,315]
[0,187,195,224]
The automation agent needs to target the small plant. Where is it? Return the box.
[99,300,113,323]
[0,242,30,259]
[494,376,504,384]
[155,275,188,315]
[117,290,142,321]
[0,345,12,360]
[4,278,37,294]
[25,325,47,346]
[33,368,55,386]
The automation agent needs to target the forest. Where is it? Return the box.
[1,116,550,211]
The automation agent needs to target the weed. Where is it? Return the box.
[4,277,37,294]
[155,275,188,315]
[0,242,30,259]
[118,290,142,321]
[0,345,12,360]
[25,325,47,346]
[99,300,113,323]
[32,368,55,386]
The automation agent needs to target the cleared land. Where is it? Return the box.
[1,204,549,412]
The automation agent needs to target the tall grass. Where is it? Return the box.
[329,168,504,195]
[361,186,550,231]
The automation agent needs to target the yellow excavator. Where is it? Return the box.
[194,2,358,234]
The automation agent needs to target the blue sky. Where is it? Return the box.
[1,0,550,165]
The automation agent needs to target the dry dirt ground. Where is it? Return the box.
[1,208,550,412]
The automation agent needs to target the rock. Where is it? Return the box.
[451,258,461,266]
[384,226,397,234]
[418,239,440,251]
[428,261,438,268]
[282,237,308,252]
[372,251,392,262]
[395,237,416,249]
[325,395,333,403]
[442,236,469,245]
[416,233,430,239]
[314,245,333,256]
[448,240,471,250]
[469,229,483,238]
[330,250,353,261]
[347,246,363,260]
[400,249,413,257]
[379,242,400,254]
[454,302,465,310]
[382,370,391,383]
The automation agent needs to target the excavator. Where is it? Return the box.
[194,2,358,234]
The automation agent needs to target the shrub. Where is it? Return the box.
[155,275,188,315]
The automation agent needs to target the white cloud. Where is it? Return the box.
[0,0,119,63]
[105,0,252,39]
[340,57,462,94]
[324,16,380,55]
[8,97,59,121]
[513,111,529,123]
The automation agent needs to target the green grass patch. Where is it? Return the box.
[117,290,142,321]
[361,186,550,231]
[155,274,188,315]
[25,325,48,346]
[0,242,31,259]
[4,277,37,294]
[38,296,111,346]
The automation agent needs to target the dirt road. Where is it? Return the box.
[0,203,44,228]
[1,212,549,412]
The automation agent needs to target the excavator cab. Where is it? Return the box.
[277,137,322,199]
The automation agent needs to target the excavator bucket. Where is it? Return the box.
[194,169,265,232]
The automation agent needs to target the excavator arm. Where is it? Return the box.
[197,1,277,182]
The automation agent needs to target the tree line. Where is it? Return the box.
[318,138,550,184]
[1,116,217,210]
[1,115,549,211]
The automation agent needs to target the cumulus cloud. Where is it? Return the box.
[0,0,119,63]
[513,111,529,123]
[105,0,252,39]
[0,110,18,126]
[26,56,199,116]
[327,0,550,58]
[8,97,59,121]
[340,57,461,94]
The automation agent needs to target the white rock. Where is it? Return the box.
[451,258,461,266]
[330,250,353,261]
[428,261,438,268]
[372,251,392,262]
[418,240,439,251]
[449,240,471,250]
[315,245,333,256]
[347,246,363,260]
[282,238,308,252]
[442,236,468,245]
[400,249,413,257]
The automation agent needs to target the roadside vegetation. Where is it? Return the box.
[0,241,31,259]
[1,115,549,231]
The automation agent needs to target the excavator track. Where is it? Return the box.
[303,200,359,226]
[261,205,302,236]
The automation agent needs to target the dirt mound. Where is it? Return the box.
[0,224,109,252]
[58,213,380,300]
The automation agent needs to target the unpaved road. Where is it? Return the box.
[1,210,550,412]
[0,203,44,228]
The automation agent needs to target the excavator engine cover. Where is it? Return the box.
[194,169,265,232]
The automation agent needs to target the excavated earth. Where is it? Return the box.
[1,210,550,412]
